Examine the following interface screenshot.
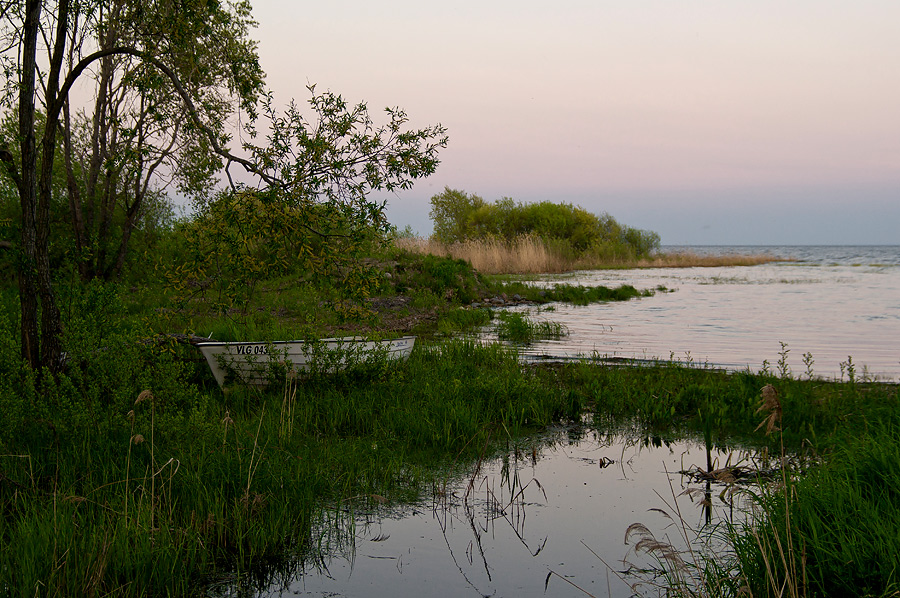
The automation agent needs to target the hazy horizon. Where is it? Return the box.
[248,1,899,246]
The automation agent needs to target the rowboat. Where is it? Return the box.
[196,336,416,387]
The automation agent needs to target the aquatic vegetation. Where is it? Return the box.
[2,273,897,597]
[493,311,568,344]
[394,236,783,274]
[607,363,900,598]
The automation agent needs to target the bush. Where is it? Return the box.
[429,187,660,261]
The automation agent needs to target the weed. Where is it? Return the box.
[494,311,568,344]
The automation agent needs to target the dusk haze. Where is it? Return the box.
[250,0,900,245]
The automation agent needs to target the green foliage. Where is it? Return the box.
[163,188,389,324]
[429,187,487,244]
[732,423,900,598]
[243,87,447,208]
[0,339,583,596]
[159,86,448,325]
[487,280,650,305]
[392,251,484,304]
[428,187,661,260]
[494,311,568,344]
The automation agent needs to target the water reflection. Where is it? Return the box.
[264,426,764,598]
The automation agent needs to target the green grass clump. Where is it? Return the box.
[489,280,650,306]
[494,311,568,344]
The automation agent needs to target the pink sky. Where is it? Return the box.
[248,1,900,244]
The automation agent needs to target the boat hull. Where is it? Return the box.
[196,336,416,387]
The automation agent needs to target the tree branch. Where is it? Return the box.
[49,46,279,188]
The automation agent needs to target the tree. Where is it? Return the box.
[170,88,448,320]
[427,189,660,260]
[0,1,447,372]
[429,187,486,244]
[0,0,261,370]
[61,0,264,281]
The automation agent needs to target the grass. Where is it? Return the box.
[0,333,587,596]
[395,236,786,274]
[728,418,900,598]
[140,248,650,343]
[589,364,900,598]
[1,247,895,597]
[493,310,568,344]
[2,314,897,596]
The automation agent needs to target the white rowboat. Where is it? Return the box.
[196,336,416,387]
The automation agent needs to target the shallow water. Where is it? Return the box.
[495,246,900,381]
[252,246,895,597]
[266,427,755,598]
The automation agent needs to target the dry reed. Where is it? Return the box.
[633,252,785,268]
[394,236,784,274]
[395,235,567,274]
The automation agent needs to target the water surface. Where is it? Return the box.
[497,246,900,381]
[256,246,894,597]
[271,427,753,598]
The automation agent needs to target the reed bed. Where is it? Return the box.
[394,236,784,274]
[395,235,567,274]
[634,251,787,268]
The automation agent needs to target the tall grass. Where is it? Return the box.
[3,281,896,597]
[395,236,784,274]
[493,310,568,344]
[396,234,566,274]
[0,332,585,596]
[731,421,900,598]
[594,359,900,598]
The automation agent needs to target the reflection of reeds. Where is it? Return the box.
[394,237,785,274]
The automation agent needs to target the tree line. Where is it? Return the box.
[429,187,660,261]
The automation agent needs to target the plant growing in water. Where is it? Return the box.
[494,311,568,344]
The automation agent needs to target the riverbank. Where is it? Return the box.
[1,317,897,596]
[1,249,897,596]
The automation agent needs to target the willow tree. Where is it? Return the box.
[0,0,263,371]
[62,0,264,281]
[0,1,447,373]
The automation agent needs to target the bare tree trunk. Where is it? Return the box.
[18,0,42,369]
[35,0,70,371]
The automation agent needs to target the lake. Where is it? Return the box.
[253,246,897,597]
[261,426,753,598]
[495,245,900,382]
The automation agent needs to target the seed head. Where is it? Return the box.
[135,390,154,405]
[756,384,782,435]
[132,434,145,445]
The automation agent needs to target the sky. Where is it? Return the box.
[247,1,900,245]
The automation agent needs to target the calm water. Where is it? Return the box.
[500,246,900,381]
[252,246,897,597]
[265,427,752,598]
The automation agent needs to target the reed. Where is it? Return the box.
[493,311,568,344]
[598,363,900,598]
[0,337,586,596]
[395,234,567,274]
[634,251,787,269]
[3,284,897,597]
[394,236,785,274]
